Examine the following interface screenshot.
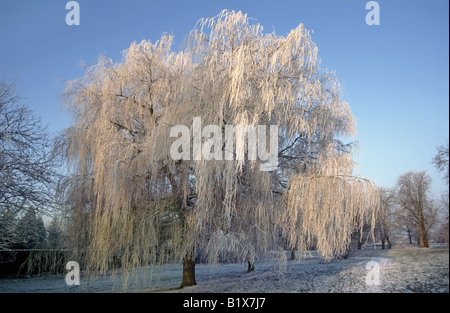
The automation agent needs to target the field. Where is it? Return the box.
[0,247,448,293]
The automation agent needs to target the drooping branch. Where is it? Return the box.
[58,10,379,288]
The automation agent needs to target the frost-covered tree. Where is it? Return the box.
[395,171,438,248]
[59,10,379,288]
[432,143,449,247]
[433,220,449,247]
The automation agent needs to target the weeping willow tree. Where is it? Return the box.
[59,10,379,288]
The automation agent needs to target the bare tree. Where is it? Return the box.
[0,79,58,251]
[433,143,449,185]
[432,143,449,247]
[391,200,417,245]
[59,10,379,288]
[376,188,395,249]
[395,171,438,248]
[433,220,449,247]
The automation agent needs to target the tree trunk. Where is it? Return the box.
[381,237,385,249]
[247,260,255,272]
[246,250,255,272]
[407,228,412,245]
[386,236,392,249]
[418,215,429,248]
[289,250,295,261]
[180,250,196,288]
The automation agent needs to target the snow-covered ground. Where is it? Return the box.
[0,248,448,293]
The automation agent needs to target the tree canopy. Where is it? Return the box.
[60,10,379,287]
[0,79,58,250]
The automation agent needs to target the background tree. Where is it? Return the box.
[14,210,47,250]
[376,187,395,249]
[433,221,449,247]
[59,10,379,288]
[0,79,58,251]
[0,208,17,252]
[395,171,438,248]
[392,202,417,245]
[46,218,64,249]
[433,143,449,185]
[432,142,449,246]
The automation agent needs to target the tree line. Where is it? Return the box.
[375,145,449,249]
[0,79,60,252]
[1,80,66,273]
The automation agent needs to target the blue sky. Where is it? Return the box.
[1,0,448,196]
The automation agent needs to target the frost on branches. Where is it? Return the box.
[59,10,379,288]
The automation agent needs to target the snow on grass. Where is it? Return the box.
[0,248,448,293]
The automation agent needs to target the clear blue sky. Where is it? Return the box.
[1,0,448,196]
